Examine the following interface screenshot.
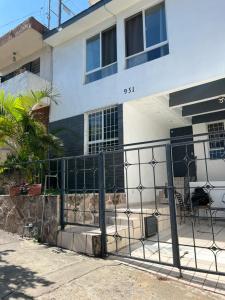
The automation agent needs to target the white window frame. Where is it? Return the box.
[87,106,119,154]
[208,121,225,159]
[85,26,117,77]
[125,2,168,62]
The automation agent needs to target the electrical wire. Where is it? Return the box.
[0,9,44,30]
[0,0,87,34]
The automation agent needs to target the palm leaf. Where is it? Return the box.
[0,88,63,165]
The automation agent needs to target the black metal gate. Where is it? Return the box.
[59,132,225,276]
[100,134,225,276]
[99,142,181,269]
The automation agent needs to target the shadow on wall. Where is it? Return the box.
[0,250,54,299]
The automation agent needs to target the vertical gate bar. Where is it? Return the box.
[98,152,107,258]
[166,144,181,271]
[60,158,66,230]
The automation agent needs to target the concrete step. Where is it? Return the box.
[57,226,102,256]
[57,223,140,256]
[57,209,171,256]
[110,215,142,228]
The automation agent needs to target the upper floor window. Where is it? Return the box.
[125,2,169,69]
[208,122,225,159]
[85,25,117,84]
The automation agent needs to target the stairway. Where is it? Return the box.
[57,206,170,256]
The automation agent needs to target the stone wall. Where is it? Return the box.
[0,195,60,245]
[0,192,127,248]
[64,193,126,225]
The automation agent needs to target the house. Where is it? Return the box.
[0,17,52,161]
[1,0,225,274]
[0,17,52,124]
[43,0,225,204]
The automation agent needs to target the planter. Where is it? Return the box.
[28,184,42,196]
[9,186,21,197]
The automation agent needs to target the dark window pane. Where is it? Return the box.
[208,122,225,159]
[145,3,167,48]
[85,63,117,84]
[210,150,225,160]
[126,44,169,69]
[101,63,117,78]
[95,112,102,140]
[88,111,102,142]
[30,58,40,74]
[102,26,117,67]
[103,107,118,140]
[86,34,100,72]
[24,58,40,74]
[125,12,144,57]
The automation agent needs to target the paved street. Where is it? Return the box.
[0,230,223,299]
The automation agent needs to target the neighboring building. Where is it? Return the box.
[0,17,52,92]
[0,17,53,160]
[0,17,52,122]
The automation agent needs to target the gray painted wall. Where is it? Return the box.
[49,114,84,157]
[49,104,124,191]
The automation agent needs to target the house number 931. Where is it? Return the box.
[124,86,135,94]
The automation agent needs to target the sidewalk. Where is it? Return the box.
[0,230,222,299]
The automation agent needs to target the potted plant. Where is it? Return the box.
[9,182,29,196]
[0,89,63,199]
[28,184,42,196]
[20,182,29,195]
[9,185,21,197]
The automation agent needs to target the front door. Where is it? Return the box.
[170,126,196,178]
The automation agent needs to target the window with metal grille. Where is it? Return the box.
[208,122,225,159]
[88,106,118,154]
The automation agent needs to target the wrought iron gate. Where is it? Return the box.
[59,132,225,276]
[100,142,181,269]
[99,134,225,276]
[3,130,224,275]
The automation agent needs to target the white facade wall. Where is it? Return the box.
[123,102,170,204]
[123,100,190,204]
[1,71,50,96]
[123,101,183,145]
[50,0,225,123]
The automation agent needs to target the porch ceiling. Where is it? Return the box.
[0,18,47,72]
[126,95,191,128]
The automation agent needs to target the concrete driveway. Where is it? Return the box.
[0,230,222,299]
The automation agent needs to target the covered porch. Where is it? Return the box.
[108,79,225,274]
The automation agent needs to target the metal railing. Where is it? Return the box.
[1,131,225,276]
